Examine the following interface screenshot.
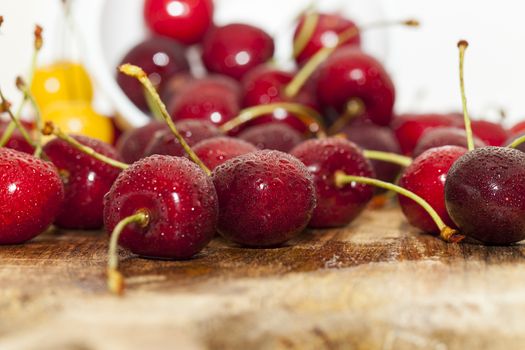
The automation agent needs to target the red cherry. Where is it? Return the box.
[412,126,486,157]
[510,120,525,135]
[201,23,275,80]
[316,47,395,126]
[398,146,467,233]
[392,113,462,155]
[104,155,218,258]
[0,122,33,154]
[116,121,167,163]
[160,72,194,105]
[143,0,214,45]
[117,37,189,111]
[238,122,303,152]
[290,137,374,228]
[469,120,508,146]
[293,13,360,66]
[44,135,122,230]
[144,119,222,157]
[192,136,257,170]
[0,148,64,244]
[212,150,316,247]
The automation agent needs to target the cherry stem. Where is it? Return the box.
[143,86,164,122]
[16,77,43,158]
[293,11,319,58]
[327,98,364,135]
[457,40,474,152]
[42,121,129,170]
[0,24,42,148]
[284,18,419,99]
[0,89,35,148]
[362,150,412,167]
[107,210,150,295]
[219,102,327,138]
[507,134,525,149]
[119,64,211,176]
[334,172,464,243]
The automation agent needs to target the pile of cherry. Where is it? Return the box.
[3,0,525,295]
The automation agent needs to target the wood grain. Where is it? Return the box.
[1,205,524,349]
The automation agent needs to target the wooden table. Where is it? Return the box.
[1,205,524,350]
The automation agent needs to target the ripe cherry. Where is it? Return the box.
[212,150,316,247]
[0,121,33,154]
[143,0,214,45]
[238,122,303,152]
[470,120,508,146]
[0,148,64,244]
[201,23,275,80]
[316,47,395,127]
[117,37,189,111]
[160,72,194,105]
[510,120,525,135]
[412,126,485,157]
[192,136,257,170]
[116,121,167,163]
[290,137,374,228]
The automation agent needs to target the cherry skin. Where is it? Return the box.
[144,119,222,157]
[201,23,275,80]
[340,122,402,183]
[290,137,374,228]
[316,47,395,126]
[192,136,257,170]
[412,126,486,157]
[143,0,214,45]
[445,146,525,245]
[160,73,194,105]
[469,120,508,146]
[293,13,360,66]
[116,121,167,163]
[104,155,218,259]
[212,150,316,247]
[0,122,33,154]
[117,37,189,111]
[398,145,467,234]
[392,113,462,155]
[0,148,64,244]
[44,135,123,230]
[238,122,303,152]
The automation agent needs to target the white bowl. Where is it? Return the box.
[76,0,389,130]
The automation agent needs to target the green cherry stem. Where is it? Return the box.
[293,11,319,58]
[0,89,35,148]
[507,134,525,149]
[334,172,464,243]
[16,77,43,158]
[457,40,474,151]
[119,63,211,176]
[362,150,412,167]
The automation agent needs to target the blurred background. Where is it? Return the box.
[1,0,524,131]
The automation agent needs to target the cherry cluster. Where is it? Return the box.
[2,1,525,295]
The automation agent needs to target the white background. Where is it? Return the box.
[1,0,524,125]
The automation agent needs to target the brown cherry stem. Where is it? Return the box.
[119,64,211,176]
[334,172,464,243]
[42,121,129,170]
[107,210,150,295]
[457,40,474,151]
[0,89,35,148]
[284,18,419,99]
[362,150,412,167]
[327,98,365,135]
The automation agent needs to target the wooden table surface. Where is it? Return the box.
[1,205,524,350]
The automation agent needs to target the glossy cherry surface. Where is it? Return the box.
[117,37,189,111]
[144,0,214,45]
[293,13,360,66]
[44,135,122,229]
[398,146,466,233]
[104,155,218,259]
[193,136,257,170]
[316,47,395,126]
[290,137,374,228]
[412,126,485,157]
[212,150,315,247]
[201,23,275,80]
[445,146,525,245]
[117,121,167,163]
[238,122,303,152]
[0,148,64,244]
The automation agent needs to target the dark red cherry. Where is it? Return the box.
[116,121,167,163]
[104,155,218,258]
[412,126,486,157]
[212,150,315,247]
[144,119,222,157]
[193,136,257,170]
[201,23,275,80]
[143,0,214,45]
[293,13,360,66]
[0,148,64,244]
[445,146,525,244]
[44,135,122,230]
[290,137,374,228]
[398,146,466,234]
[238,122,303,152]
[117,37,190,111]
[0,122,33,154]
[316,47,395,127]
[469,120,508,146]
[392,113,462,155]
[340,122,402,183]
[160,72,194,105]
